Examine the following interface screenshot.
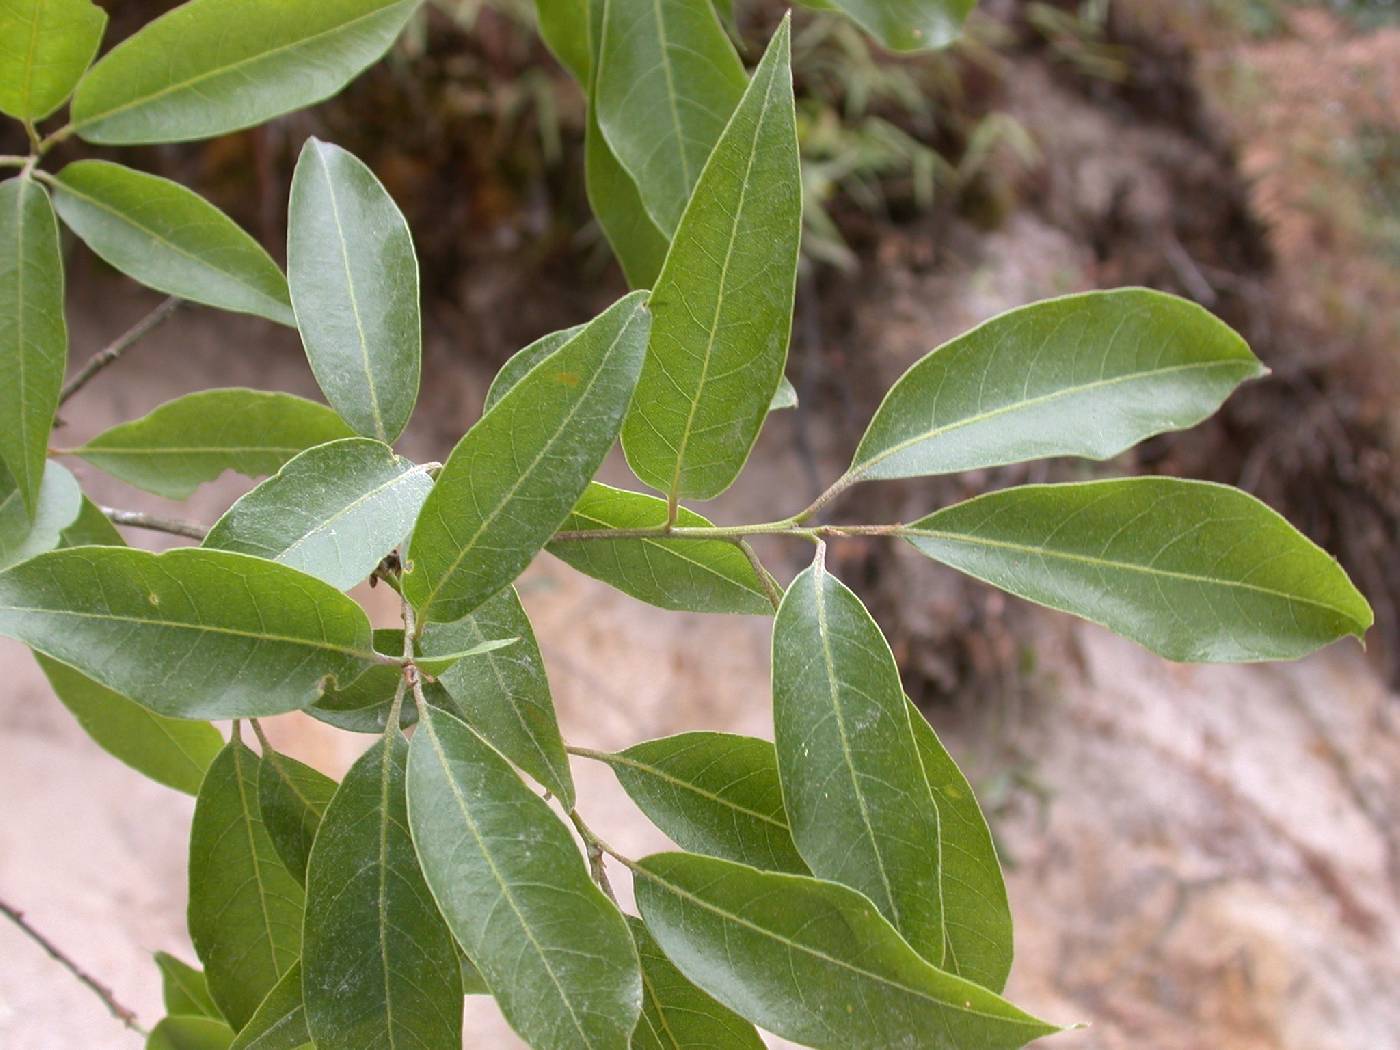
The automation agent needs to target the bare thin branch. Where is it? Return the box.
[102,507,207,541]
[736,539,783,612]
[61,298,182,406]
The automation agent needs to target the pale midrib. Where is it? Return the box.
[75,444,311,456]
[375,738,400,1048]
[278,466,424,561]
[19,3,41,115]
[639,967,684,1050]
[608,751,788,830]
[650,0,692,193]
[554,509,756,595]
[908,716,951,973]
[232,747,293,979]
[13,180,32,504]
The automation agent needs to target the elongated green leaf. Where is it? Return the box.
[629,916,765,1050]
[51,161,294,326]
[621,21,801,501]
[0,546,375,719]
[155,952,221,1019]
[38,654,222,794]
[536,0,590,83]
[0,460,80,570]
[205,438,432,590]
[847,289,1264,485]
[1,176,67,518]
[190,742,304,1030]
[634,853,1059,1050]
[229,962,309,1050]
[597,732,805,874]
[774,549,944,962]
[59,495,123,547]
[484,323,585,412]
[258,748,337,884]
[426,586,575,805]
[288,140,420,442]
[70,388,355,499]
[304,732,462,1050]
[907,477,1373,662]
[548,483,773,615]
[147,1015,235,1050]
[407,704,641,1050]
[405,290,650,623]
[801,0,974,51]
[0,0,106,119]
[70,0,421,144]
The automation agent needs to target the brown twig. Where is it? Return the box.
[60,298,182,406]
[101,507,207,541]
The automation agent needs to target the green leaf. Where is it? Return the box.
[847,289,1264,485]
[288,139,421,442]
[50,161,294,326]
[147,1015,235,1050]
[258,748,337,884]
[620,20,801,501]
[596,732,806,874]
[0,546,376,719]
[229,962,309,1050]
[548,483,773,616]
[425,586,575,806]
[801,0,974,51]
[204,438,433,590]
[406,704,641,1050]
[0,460,80,570]
[0,176,67,518]
[59,495,124,547]
[69,0,421,145]
[906,698,1013,992]
[190,741,304,1031]
[628,915,765,1050]
[906,477,1374,663]
[155,952,221,1020]
[484,323,585,413]
[70,388,355,500]
[37,653,223,794]
[404,290,650,623]
[307,627,458,733]
[303,732,463,1050]
[773,549,944,962]
[459,952,489,995]
[535,0,590,83]
[633,852,1059,1050]
[0,0,106,119]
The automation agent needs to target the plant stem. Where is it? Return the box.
[551,521,906,543]
[735,539,783,611]
[0,898,148,1038]
[0,155,27,169]
[793,472,859,523]
[566,808,620,901]
[61,298,182,405]
[101,507,207,541]
[36,123,74,155]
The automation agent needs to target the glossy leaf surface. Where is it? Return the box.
[0,0,106,119]
[258,747,337,883]
[155,952,221,1019]
[229,962,309,1050]
[806,0,974,51]
[0,460,80,570]
[147,1015,235,1050]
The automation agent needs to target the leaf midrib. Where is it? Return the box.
[276,462,426,562]
[608,749,790,831]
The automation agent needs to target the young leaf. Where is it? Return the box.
[0,460,81,570]
[800,0,974,52]
[189,741,304,1030]
[906,477,1374,663]
[258,748,337,884]
[0,0,106,119]
[288,140,421,442]
[404,290,650,623]
[50,161,294,326]
[204,438,433,590]
[59,495,124,547]
[548,483,774,615]
[146,1015,235,1050]
[69,389,354,500]
[535,0,590,84]
[424,586,575,806]
[633,852,1059,1050]
[773,549,944,962]
[628,916,765,1050]
[229,962,309,1050]
[846,289,1264,485]
[303,732,463,1050]
[594,0,746,235]
[37,653,223,794]
[0,546,376,719]
[0,176,67,518]
[484,323,585,412]
[154,951,221,1019]
[69,0,420,144]
[406,704,642,1050]
[620,20,801,501]
[595,732,806,874]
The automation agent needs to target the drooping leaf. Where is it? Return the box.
[621,20,801,501]
[0,460,80,570]
[69,0,421,144]
[189,742,304,1030]
[773,549,944,962]
[483,323,585,412]
[404,290,650,623]
[69,388,355,499]
[0,176,67,518]
[906,477,1374,662]
[0,546,375,719]
[628,915,765,1050]
[548,483,774,615]
[406,704,642,1050]
[595,0,745,236]
[846,289,1264,485]
[634,852,1059,1050]
[146,1015,235,1050]
[154,952,221,1019]
[258,747,337,884]
[303,732,463,1050]
[59,496,124,547]
[37,653,223,794]
[51,161,294,325]
[204,438,432,590]
[229,962,309,1050]
[799,0,974,51]
[288,139,421,442]
[535,0,590,83]
[0,0,106,119]
[425,586,575,806]
[596,732,806,874]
